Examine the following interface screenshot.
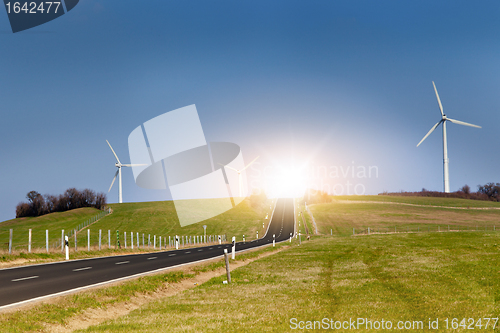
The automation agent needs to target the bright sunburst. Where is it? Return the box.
[265,165,308,198]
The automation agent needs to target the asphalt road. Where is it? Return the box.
[0,198,295,309]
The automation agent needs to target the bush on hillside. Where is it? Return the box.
[301,189,331,205]
[16,188,107,218]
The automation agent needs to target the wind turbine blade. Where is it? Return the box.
[121,164,148,167]
[218,163,239,172]
[417,120,442,147]
[240,156,260,171]
[108,170,119,192]
[106,140,121,164]
[446,118,482,129]
[432,81,444,117]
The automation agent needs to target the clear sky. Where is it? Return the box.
[1,0,499,221]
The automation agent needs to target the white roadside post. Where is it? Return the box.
[99,229,102,251]
[154,235,156,249]
[231,236,235,260]
[142,234,145,249]
[108,230,111,248]
[61,229,64,252]
[224,249,231,283]
[243,235,245,244]
[256,231,258,239]
[159,236,161,249]
[46,230,49,253]
[289,233,292,242]
[203,225,207,243]
[9,229,13,254]
[218,235,221,244]
[65,236,69,260]
[75,231,77,251]
[28,229,32,253]
[175,236,179,249]
[273,234,275,247]
[88,229,90,251]
[131,232,134,250]
[124,232,127,249]
[169,236,171,248]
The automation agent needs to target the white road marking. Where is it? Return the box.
[147,257,157,260]
[209,248,213,249]
[198,249,203,251]
[73,267,92,272]
[115,261,129,265]
[169,254,176,256]
[185,251,191,254]
[12,276,38,282]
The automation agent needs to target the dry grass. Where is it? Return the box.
[310,199,500,236]
[78,232,500,332]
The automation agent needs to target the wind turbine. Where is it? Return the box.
[223,156,259,197]
[416,82,481,193]
[106,140,146,203]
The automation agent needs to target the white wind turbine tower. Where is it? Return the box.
[106,140,146,203]
[223,156,259,197]
[416,82,481,193]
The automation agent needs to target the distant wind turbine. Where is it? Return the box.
[416,82,481,193]
[223,156,259,197]
[106,140,146,203]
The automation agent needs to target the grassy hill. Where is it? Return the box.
[309,195,500,236]
[0,208,103,251]
[332,195,500,207]
[3,195,500,331]
[0,198,272,253]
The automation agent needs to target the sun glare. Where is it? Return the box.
[265,166,307,198]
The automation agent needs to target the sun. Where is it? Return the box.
[266,166,307,198]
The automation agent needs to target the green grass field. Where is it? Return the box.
[3,195,500,332]
[333,195,500,208]
[309,196,500,236]
[0,198,272,255]
[75,231,500,332]
[0,208,103,251]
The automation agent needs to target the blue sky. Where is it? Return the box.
[0,0,499,221]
